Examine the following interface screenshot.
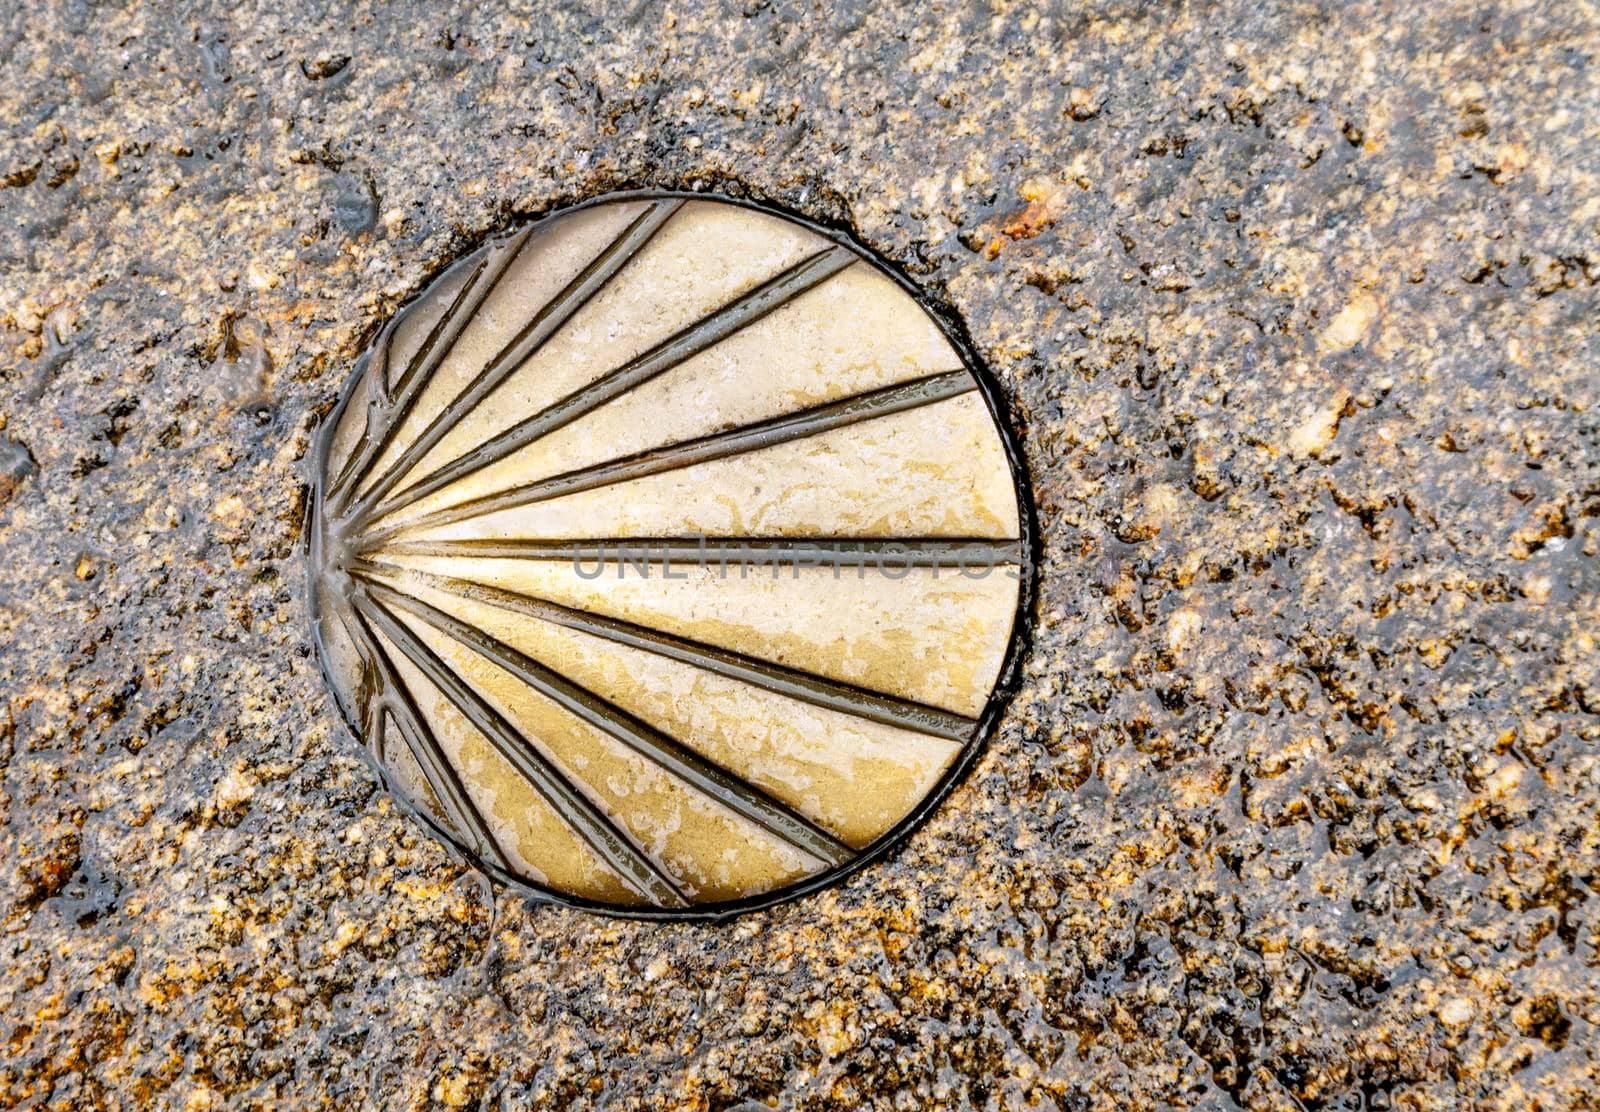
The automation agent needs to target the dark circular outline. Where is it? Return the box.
[307,188,1038,923]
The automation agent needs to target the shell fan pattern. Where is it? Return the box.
[309,193,1032,918]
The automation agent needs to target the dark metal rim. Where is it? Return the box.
[304,186,1039,924]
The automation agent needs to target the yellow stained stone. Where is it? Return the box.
[310,192,1030,917]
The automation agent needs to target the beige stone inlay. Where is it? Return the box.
[394,609,821,903]
[384,249,473,391]
[371,625,642,905]
[313,194,1028,911]
[325,363,373,484]
[380,555,1019,718]
[378,262,966,528]
[358,202,648,495]
[386,203,823,505]
[380,711,450,826]
[397,392,1020,543]
[312,581,366,716]
[384,574,963,849]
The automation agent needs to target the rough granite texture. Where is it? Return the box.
[2,1,1598,1108]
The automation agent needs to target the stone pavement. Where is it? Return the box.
[1,2,1596,1107]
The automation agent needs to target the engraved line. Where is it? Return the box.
[328,251,492,507]
[393,249,497,397]
[330,604,388,763]
[325,323,398,500]
[383,708,512,872]
[361,575,854,868]
[361,243,860,526]
[332,228,530,514]
[350,558,978,743]
[363,369,975,541]
[377,536,1024,568]
[368,320,398,404]
[343,199,684,521]
[351,587,690,908]
[344,602,514,873]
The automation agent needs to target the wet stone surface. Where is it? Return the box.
[1,1,1598,1108]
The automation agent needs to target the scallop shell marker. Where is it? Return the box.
[310,194,1030,916]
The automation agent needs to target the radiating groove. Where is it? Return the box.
[332,604,387,762]
[361,575,854,868]
[365,369,976,541]
[343,601,513,873]
[331,229,529,516]
[393,252,496,397]
[325,323,398,500]
[361,244,861,526]
[344,199,685,522]
[328,255,491,508]
[378,536,1024,568]
[367,321,398,404]
[350,558,978,743]
[351,588,690,908]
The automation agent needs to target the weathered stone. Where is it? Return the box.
[1,1,1597,1108]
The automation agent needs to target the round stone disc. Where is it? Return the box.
[308,192,1032,917]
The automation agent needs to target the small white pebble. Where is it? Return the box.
[1320,293,1379,353]
[1484,761,1523,798]
[1166,608,1203,654]
[1288,397,1347,458]
[1406,789,1441,813]
[1438,997,1475,1028]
